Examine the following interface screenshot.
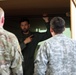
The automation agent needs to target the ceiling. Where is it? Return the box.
[0,0,70,17]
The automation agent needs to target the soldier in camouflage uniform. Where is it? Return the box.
[34,17,76,75]
[0,7,23,75]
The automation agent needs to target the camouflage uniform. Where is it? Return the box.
[0,28,23,75]
[34,34,76,75]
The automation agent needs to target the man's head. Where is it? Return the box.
[50,17,65,36]
[0,7,4,28]
[20,18,30,34]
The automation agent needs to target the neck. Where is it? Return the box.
[23,31,30,34]
[0,26,3,28]
[51,32,62,37]
[0,23,3,28]
[51,32,56,37]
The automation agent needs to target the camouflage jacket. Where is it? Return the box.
[0,28,23,75]
[34,34,76,75]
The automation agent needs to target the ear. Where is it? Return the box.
[50,28,53,33]
[29,24,30,28]
[1,17,4,24]
[64,27,65,31]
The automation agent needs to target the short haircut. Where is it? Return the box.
[19,17,30,24]
[50,17,65,34]
[0,7,4,19]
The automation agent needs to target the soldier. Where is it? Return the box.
[34,17,76,75]
[0,7,23,75]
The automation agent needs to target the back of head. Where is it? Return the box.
[0,7,4,28]
[50,17,65,34]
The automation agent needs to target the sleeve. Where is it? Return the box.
[34,43,48,75]
[10,35,23,75]
[17,36,26,50]
[37,22,52,42]
[20,42,26,50]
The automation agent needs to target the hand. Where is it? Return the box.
[24,35,33,44]
[42,13,49,23]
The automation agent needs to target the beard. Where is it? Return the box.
[21,28,29,33]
